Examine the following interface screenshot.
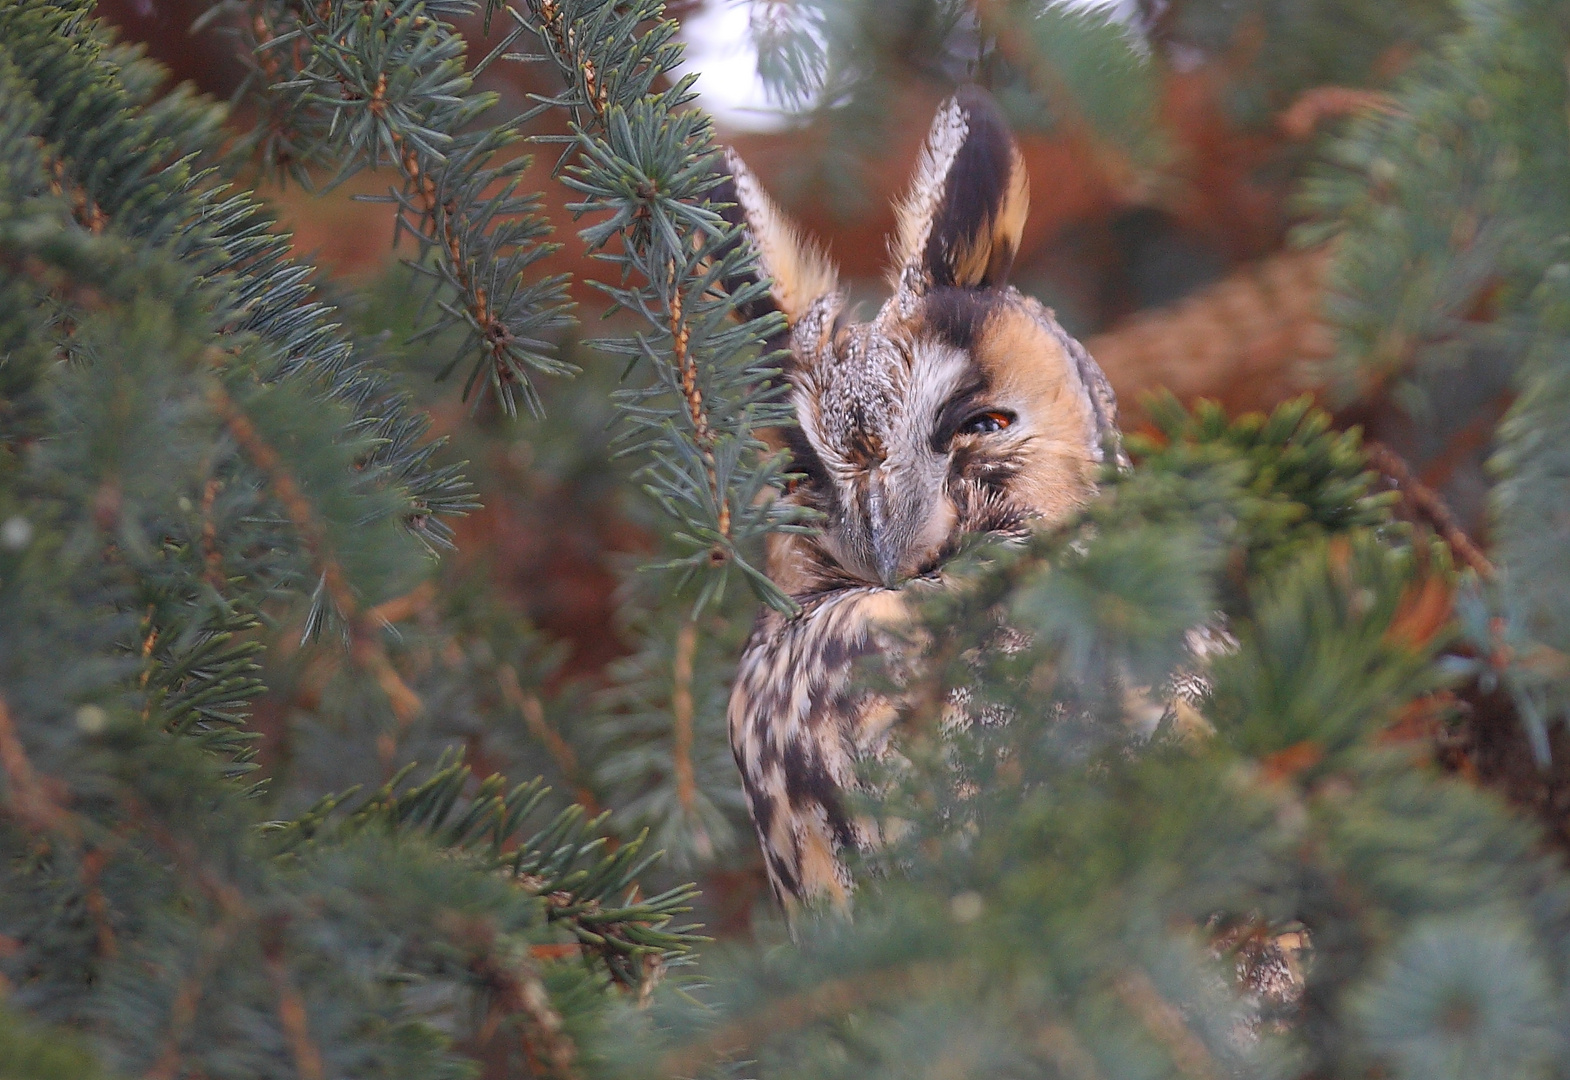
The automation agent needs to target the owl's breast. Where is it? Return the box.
[727,586,913,908]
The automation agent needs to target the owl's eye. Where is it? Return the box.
[957,409,1016,436]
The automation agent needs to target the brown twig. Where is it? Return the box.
[208,380,357,615]
[670,619,700,815]
[670,620,711,860]
[0,695,120,959]
[135,806,255,1080]
[497,663,601,814]
[80,847,119,961]
[265,952,328,1080]
[0,694,75,836]
[1365,441,1496,579]
[200,476,227,592]
[657,962,942,1077]
[1277,86,1399,140]
[390,133,523,390]
[1113,970,1220,1080]
[1417,389,1512,490]
[669,264,731,558]
[47,157,107,235]
[527,0,612,123]
[207,379,424,762]
[467,937,581,1080]
[145,911,247,1080]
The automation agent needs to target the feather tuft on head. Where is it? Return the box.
[717,147,840,324]
[889,86,1031,302]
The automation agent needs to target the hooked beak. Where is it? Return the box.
[866,470,913,589]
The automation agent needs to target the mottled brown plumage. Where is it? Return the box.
[722,88,1123,911]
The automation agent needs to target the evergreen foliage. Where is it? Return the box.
[4,0,1570,1076]
[1299,0,1570,759]
[0,3,695,1076]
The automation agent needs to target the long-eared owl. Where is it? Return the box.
[720,87,1123,912]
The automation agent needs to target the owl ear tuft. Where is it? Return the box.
[889,86,1029,297]
[712,148,839,327]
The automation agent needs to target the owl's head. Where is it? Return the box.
[718,87,1122,594]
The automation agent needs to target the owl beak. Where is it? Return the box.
[866,472,911,589]
[873,532,902,589]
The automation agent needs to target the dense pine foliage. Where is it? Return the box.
[3,0,1570,1077]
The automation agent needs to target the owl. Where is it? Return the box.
[719,87,1123,912]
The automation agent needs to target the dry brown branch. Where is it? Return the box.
[497,662,601,814]
[0,694,76,836]
[658,962,943,1077]
[1113,970,1220,1080]
[1277,86,1399,140]
[206,379,424,762]
[1365,441,1496,579]
[671,619,700,815]
[265,952,328,1080]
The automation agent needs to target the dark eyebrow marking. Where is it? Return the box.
[921,287,1001,351]
[929,371,992,452]
[781,422,833,494]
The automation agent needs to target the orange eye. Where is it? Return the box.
[958,409,1015,435]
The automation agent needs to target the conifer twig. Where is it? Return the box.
[670,267,731,550]
[265,952,328,1080]
[146,913,247,1080]
[1113,971,1220,1080]
[497,662,601,814]
[1365,441,1495,579]
[0,695,75,837]
[671,619,701,818]
[657,962,943,1076]
[206,379,425,745]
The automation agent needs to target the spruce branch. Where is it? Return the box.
[269,750,703,987]
[0,696,74,838]
[144,910,247,1080]
[262,952,328,1080]
[511,0,804,612]
[1,0,473,552]
[205,376,428,757]
[234,0,576,416]
[1364,441,1495,580]
[670,618,701,829]
[497,662,602,813]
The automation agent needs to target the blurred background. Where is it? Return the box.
[89,0,1523,931]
